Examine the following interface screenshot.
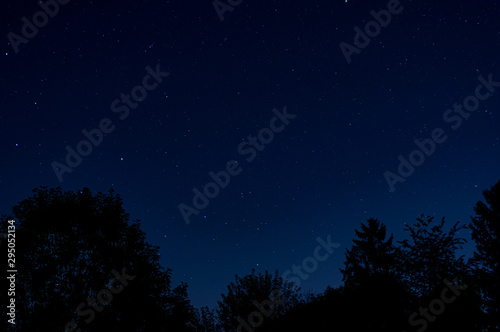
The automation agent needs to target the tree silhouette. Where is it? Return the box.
[165,282,202,331]
[196,306,222,332]
[396,215,486,332]
[263,218,410,332]
[337,218,410,331]
[469,179,500,330]
[0,186,198,331]
[398,215,467,298]
[340,218,399,288]
[216,269,301,331]
[2,182,498,331]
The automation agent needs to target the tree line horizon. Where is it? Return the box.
[1,179,499,331]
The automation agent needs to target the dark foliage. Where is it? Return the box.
[0,186,198,331]
[469,179,500,330]
[2,180,500,331]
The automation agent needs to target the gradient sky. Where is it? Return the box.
[1,0,499,309]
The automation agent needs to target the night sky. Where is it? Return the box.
[2,0,500,309]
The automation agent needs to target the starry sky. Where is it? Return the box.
[1,0,500,309]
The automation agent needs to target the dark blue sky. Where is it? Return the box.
[1,0,499,309]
